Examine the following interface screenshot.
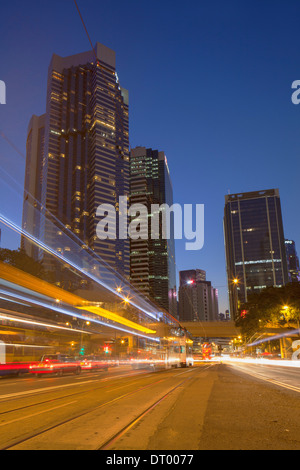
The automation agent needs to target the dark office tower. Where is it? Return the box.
[178,270,219,322]
[130,147,177,316]
[224,189,289,321]
[22,43,130,279]
[285,239,300,283]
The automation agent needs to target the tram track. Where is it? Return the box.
[0,375,146,417]
[0,364,214,450]
[0,369,153,415]
[98,364,215,450]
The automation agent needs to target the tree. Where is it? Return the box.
[0,248,45,278]
[236,284,300,340]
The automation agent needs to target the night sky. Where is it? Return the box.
[1,0,300,313]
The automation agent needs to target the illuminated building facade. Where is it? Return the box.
[22,43,130,279]
[130,147,177,316]
[224,189,289,320]
[178,270,219,322]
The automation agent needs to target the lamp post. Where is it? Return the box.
[280,305,293,359]
[80,320,91,356]
[231,277,240,320]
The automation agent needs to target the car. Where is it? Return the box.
[0,362,37,378]
[78,355,113,372]
[29,354,81,377]
[79,356,108,372]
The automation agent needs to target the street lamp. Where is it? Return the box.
[282,304,300,337]
[231,277,240,320]
[281,305,291,324]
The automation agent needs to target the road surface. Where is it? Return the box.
[0,362,299,450]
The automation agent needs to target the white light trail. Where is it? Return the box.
[0,312,91,335]
[0,213,161,322]
[0,288,160,342]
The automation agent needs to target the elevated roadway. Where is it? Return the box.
[181,321,241,339]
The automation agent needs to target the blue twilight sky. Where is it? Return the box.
[0,0,300,313]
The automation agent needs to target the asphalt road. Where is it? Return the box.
[0,362,299,450]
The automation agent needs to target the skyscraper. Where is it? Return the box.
[22,114,46,260]
[130,146,177,316]
[22,43,130,279]
[178,270,219,322]
[224,189,289,320]
[285,239,300,283]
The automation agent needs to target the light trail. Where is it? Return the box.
[209,356,300,368]
[0,287,160,342]
[223,358,300,393]
[246,329,300,348]
[0,164,172,325]
[0,344,51,350]
[0,262,156,336]
[0,268,157,337]
[0,213,162,322]
[0,312,92,335]
[76,306,156,335]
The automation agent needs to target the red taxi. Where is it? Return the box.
[29,354,81,377]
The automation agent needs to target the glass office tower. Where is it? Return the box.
[224,189,289,321]
[130,147,177,316]
[22,43,130,280]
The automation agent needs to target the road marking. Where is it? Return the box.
[228,364,300,393]
[74,370,149,381]
[0,382,19,387]
[0,401,78,427]
[0,371,163,401]
[0,380,98,400]
[0,368,204,402]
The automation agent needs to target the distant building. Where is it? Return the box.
[130,147,177,317]
[169,286,178,319]
[224,189,289,321]
[285,239,300,283]
[178,269,219,322]
[179,269,206,285]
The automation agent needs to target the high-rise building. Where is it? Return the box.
[130,146,177,316]
[179,269,206,285]
[178,269,219,322]
[285,239,300,283]
[22,43,130,279]
[22,114,46,259]
[224,189,289,320]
